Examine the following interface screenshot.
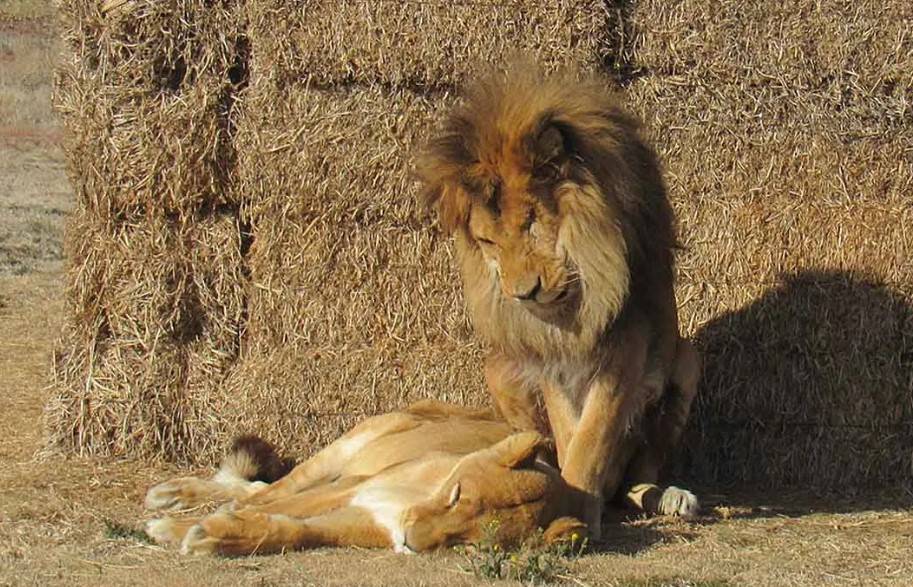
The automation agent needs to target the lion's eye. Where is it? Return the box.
[477,237,496,246]
[533,163,559,181]
[522,210,536,232]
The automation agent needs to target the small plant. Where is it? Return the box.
[102,518,154,544]
[460,520,588,585]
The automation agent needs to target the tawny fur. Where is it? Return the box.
[417,65,701,536]
[145,401,589,556]
[144,436,295,512]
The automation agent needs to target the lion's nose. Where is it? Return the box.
[511,277,542,301]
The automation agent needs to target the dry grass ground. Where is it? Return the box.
[2,6,913,587]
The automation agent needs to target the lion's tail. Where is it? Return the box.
[216,435,297,486]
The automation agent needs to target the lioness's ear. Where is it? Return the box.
[447,483,461,506]
[489,432,549,469]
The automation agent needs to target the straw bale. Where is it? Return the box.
[45,208,246,460]
[627,78,912,205]
[236,83,468,346]
[246,0,613,88]
[631,0,913,93]
[54,0,246,214]
[683,271,913,488]
[223,82,487,458]
[58,0,244,91]
[55,63,235,214]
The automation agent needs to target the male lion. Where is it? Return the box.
[144,400,587,555]
[417,66,701,537]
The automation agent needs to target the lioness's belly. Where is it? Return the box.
[341,419,511,478]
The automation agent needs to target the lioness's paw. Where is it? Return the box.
[180,523,220,555]
[145,478,197,511]
[146,517,181,546]
[543,516,589,545]
[658,486,700,518]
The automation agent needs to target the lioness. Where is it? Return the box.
[144,401,588,555]
[417,66,701,537]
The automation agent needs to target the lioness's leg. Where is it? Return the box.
[404,398,497,420]
[147,477,368,547]
[146,436,285,511]
[622,338,701,516]
[237,476,366,518]
[145,476,265,511]
[181,507,393,556]
[146,516,203,546]
[239,412,421,507]
[485,353,548,434]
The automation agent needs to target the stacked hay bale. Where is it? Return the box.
[625,0,913,487]
[46,0,248,459]
[215,0,616,453]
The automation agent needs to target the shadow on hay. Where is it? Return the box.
[680,270,913,508]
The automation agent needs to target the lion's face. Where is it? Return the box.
[419,67,657,345]
[444,120,582,318]
[465,160,579,316]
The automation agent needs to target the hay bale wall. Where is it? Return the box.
[625,0,913,487]
[49,0,913,487]
[246,0,613,87]
[48,0,248,459]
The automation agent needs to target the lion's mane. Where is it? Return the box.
[418,67,678,366]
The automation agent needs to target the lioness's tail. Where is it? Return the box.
[217,435,297,486]
[146,436,296,512]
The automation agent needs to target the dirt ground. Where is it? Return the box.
[1,9,912,587]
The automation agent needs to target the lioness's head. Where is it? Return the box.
[401,432,560,551]
[417,66,663,327]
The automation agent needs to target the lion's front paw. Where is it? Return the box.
[657,486,700,518]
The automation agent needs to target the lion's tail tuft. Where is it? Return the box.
[218,435,296,484]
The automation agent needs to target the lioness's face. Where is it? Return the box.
[401,432,554,551]
[463,126,579,316]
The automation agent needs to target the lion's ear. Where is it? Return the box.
[535,124,566,164]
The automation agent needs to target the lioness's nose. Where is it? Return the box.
[510,277,542,301]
